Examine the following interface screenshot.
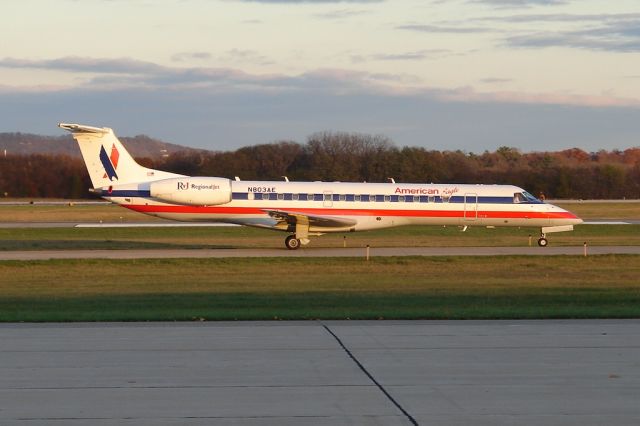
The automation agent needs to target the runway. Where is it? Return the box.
[0,220,639,228]
[0,222,236,228]
[1,320,639,425]
[1,245,639,260]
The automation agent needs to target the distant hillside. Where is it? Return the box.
[0,132,205,160]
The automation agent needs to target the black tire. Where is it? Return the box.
[538,237,548,247]
[285,235,300,250]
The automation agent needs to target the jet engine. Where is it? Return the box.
[149,177,232,206]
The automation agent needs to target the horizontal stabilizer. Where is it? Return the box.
[58,123,110,134]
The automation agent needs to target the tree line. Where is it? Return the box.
[1,131,639,199]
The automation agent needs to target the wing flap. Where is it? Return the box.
[263,209,356,228]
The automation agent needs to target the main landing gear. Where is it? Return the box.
[285,234,312,250]
[285,235,301,250]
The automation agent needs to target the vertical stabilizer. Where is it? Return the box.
[58,123,181,188]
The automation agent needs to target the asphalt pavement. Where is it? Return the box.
[1,320,639,425]
[0,245,638,261]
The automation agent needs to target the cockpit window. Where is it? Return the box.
[514,191,541,203]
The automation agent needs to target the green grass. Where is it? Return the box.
[0,203,166,223]
[1,200,638,222]
[1,200,638,250]
[1,224,639,250]
[555,202,640,220]
[1,255,638,321]
[3,291,639,322]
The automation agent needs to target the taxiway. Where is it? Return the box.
[1,320,639,425]
[0,245,639,261]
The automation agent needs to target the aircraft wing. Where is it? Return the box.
[263,209,357,229]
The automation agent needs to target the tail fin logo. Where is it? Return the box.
[100,144,120,181]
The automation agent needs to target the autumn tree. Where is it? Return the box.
[1,133,638,199]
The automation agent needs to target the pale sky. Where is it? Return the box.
[1,0,639,152]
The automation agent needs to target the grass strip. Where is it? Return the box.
[1,201,638,222]
[1,224,639,250]
[1,290,640,322]
[1,255,638,321]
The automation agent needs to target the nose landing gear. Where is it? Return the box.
[538,235,548,247]
[536,225,576,247]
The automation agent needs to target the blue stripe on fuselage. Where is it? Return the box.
[101,189,151,197]
[229,193,527,204]
[101,191,536,204]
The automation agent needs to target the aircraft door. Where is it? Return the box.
[464,193,478,221]
[323,191,333,208]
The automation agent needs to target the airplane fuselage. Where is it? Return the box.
[58,123,582,249]
[101,180,581,233]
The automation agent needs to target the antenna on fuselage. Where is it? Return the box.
[282,176,289,182]
[388,177,396,184]
[234,176,241,181]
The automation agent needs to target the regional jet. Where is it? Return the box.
[59,123,582,249]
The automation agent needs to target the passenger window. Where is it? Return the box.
[369,195,376,202]
[398,195,405,202]
[339,194,346,201]
[292,193,299,201]
[277,193,284,201]
[324,194,331,201]
[355,195,361,202]
[442,195,450,203]
[428,196,434,203]
[254,193,262,200]
[413,196,420,203]
[384,195,390,202]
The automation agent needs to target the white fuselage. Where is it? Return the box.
[59,122,582,248]
[102,180,582,233]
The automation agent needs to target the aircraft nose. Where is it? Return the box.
[547,205,583,225]
[560,209,583,225]
[567,213,583,225]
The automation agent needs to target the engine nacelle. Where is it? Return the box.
[149,177,232,206]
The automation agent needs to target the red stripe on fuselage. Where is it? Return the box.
[124,204,579,220]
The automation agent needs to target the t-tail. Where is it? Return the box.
[59,123,181,189]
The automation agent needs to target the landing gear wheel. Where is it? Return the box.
[285,235,301,250]
[538,237,548,247]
